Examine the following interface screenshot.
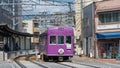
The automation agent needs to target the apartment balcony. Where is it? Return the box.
[32,37,39,43]
[33,27,39,32]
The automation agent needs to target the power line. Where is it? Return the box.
[0,0,98,6]
[0,3,69,6]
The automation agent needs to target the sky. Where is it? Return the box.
[41,0,74,2]
[22,0,74,15]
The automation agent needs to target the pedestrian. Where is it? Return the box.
[100,47,104,58]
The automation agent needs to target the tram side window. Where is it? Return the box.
[66,36,71,44]
[50,36,56,44]
[58,36,64,44]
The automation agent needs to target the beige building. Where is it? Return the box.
[20,20,40,49]
[74,0,82,40]
[21,20,33,34]
[74,0,82,55]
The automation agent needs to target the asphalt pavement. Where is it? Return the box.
[0,60,20,68]
[1,56,120,68]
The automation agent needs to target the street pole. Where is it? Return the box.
[12,0,15,30]
[35,45,38,61]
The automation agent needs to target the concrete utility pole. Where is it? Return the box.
[68,2,72,13]
[12,0,15,30]
[35,45,38,61]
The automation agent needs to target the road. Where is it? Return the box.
[18,60,93,68]
[1,56,120,68]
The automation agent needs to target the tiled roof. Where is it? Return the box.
[96,0,120,12]
[0,24,33,37]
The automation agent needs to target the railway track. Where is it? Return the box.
[57,62,76,68]
[14,57,27,68]
[14,56,99,68]
[14,55,47,68]
[29,60,48,68]
[14,56,76,68]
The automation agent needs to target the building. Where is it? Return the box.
[0,0,22,30]
[20,20,39,49]
[83,0,103,7]
[83,0,120,59]
[74,0,83,55]
[74,0,103,55]
[74,0,82,44]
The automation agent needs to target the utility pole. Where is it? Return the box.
[68,2,72,19]
[12,0,15,30]
[68,2,72,14]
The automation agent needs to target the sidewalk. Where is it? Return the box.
[0,59,21,68]
[95,58,120,63]
[77,56,120,64]
[72,56,120,68]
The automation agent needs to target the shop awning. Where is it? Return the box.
[96,32,120,39]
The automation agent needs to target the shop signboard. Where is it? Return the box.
[97,24,120,30]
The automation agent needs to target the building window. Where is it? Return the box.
[113,13,119,22]
[34,23,39,28]
[58,36,64,44]
[99,12,120,24]
[22,23,28,27]
[34,36,39,42]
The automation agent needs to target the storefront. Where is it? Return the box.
[97,32,120,59]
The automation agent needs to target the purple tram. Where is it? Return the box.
[39,26,74,61]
